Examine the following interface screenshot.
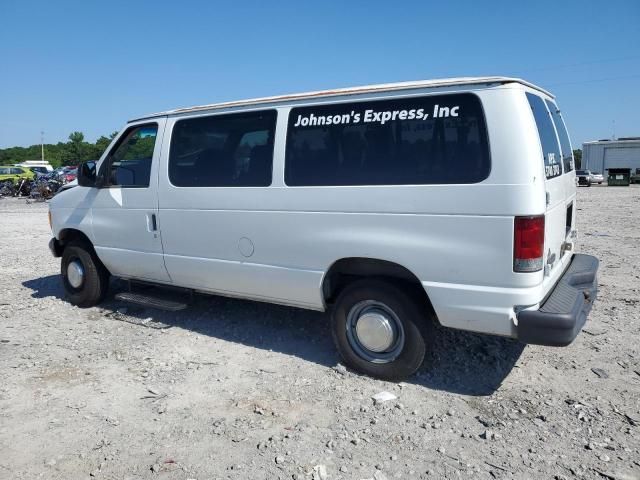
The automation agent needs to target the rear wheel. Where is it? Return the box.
[331,279,431,381]
[61,242,110,308]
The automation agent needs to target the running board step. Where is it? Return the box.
[114,292,188,311]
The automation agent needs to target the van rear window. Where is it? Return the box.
[285,93,490,186]
[545,100,574,173]
[526,93,562,179]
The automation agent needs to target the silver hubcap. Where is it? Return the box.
[356,312,395,352]
[67,260,85,289]
[346,300,405,364]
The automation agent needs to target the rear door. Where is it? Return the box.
[526,93,572,277]
[544,99,577,231]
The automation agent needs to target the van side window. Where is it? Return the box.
[103,124,158,187]
[169,110,276,187]
[526,93,562,179]
[545,100,574,173]
[284,93,490,186]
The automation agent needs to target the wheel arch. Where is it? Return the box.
[58,228,93,248]
[321,257,439,324]
[57,228,110,274]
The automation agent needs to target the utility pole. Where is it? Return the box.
[41,130,45,160]
[612,120,616,141]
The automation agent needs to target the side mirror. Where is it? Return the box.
[77,161,97,187]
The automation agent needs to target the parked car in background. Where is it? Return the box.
[590,171,604,184]
[25,166,50,175]
[53,166,79,183]
[56,178,77,194]
[576,170,593,186]
[63,167,78,183]
[14,160,54,174]
[576,170,604,186]
[0,165,35,184]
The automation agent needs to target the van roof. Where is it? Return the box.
[130,76,552,122]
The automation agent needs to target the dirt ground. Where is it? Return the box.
[0,186,639,480]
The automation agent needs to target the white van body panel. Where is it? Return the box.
[49,77,578,339]
[49,188,95,244]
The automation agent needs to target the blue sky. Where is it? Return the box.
[1,0,638,149]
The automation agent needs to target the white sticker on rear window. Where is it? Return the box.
[292,104,461,128]
[545,153,560,177]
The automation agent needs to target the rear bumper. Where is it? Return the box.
[517,254,599,346]
[577,177,590,185]
[49,237,62,258]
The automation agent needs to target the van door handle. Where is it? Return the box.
[146,213,157,232]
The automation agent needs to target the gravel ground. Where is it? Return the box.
[0,186,639,480]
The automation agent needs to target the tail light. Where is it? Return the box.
[514,216,545,272]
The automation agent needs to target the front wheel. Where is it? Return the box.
[331,279,431,381]
[61,242,110,308]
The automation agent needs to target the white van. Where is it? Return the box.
[48,77,598,380]
[15,160,54,174]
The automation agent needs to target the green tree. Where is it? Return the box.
[68,131,85,144]
[0,130,121,167]
[95,135,113,156]
[573,149,582,169]
[65,131,86,165]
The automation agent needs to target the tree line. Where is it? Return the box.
[572,149,582,169]
[0,131,118,168]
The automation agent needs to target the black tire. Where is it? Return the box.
[331,279,431,381]
[61,241,110,308]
